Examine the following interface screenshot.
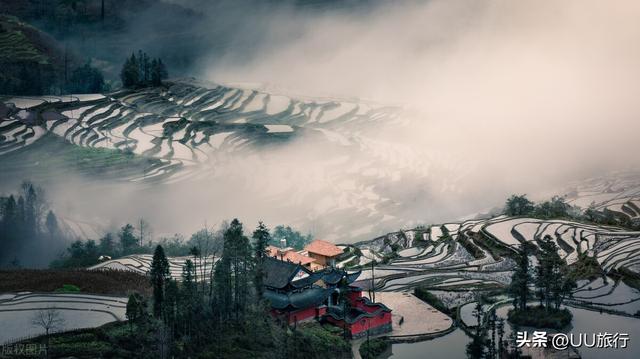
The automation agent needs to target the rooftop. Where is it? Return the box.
[304,239,343,257]
[266,245,316,265]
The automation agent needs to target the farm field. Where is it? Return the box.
[0,293,127,345]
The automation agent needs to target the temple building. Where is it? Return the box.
[262,256,392,338]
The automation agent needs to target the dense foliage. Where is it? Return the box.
[0,269,151,296]
[507,306,572,330]
[66,60,107,93]
[0,181,64,267]
[413,287,451,315]
[115,218,351,358]
[269,225,313,250]
[120,51,168,89]
[507,236,576,330]
[359,337,389,359]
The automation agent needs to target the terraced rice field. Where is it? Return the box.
[0,293,126,345]
[565,172,640,225]
[0,82,401,184]
[89,254,215,280]
[1,80,473,242]
[350,214,640,316]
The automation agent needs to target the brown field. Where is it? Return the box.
[0,269,151,297]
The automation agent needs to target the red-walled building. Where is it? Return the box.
[262,257,392,338]
[323,287,393,338]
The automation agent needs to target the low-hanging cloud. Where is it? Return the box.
[5,0,640,257]
[204,0,640,185]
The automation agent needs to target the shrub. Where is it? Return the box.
[55,284,81,293]
[360,338,389,359]
[507,306,572,330]
[414,287,451,315]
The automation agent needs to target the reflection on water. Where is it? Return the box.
[391,306,640,359]
[389,329,469,359]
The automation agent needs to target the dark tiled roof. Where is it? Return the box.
[263,257,303,289]
[264,287,334,310]
[290,270,326,289]
[345,270,362,284]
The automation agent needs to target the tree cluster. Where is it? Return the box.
[504,194,576,219]
[51,221,152,268]
[535,236,577,310]
[507,236,576,330]
[66,60,107,93]
[125,218,350,358]
[0,181,62,268]
[269,225,313,250]
[120,51,168,89]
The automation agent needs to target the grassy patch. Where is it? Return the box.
[359,338,389,359]
[569,253,604,280]
[458,234,485,259]
[507,306,572,330]
[612,267,640,291]
[414,287,451,315]
[0,133,164,181]
[0,15,49,64]
[54,284,81,293]
[0,269,151,296]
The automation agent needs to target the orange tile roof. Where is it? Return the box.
[304,240,343,257]
[266,246,316,265]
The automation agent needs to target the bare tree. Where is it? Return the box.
[138,218,151,247]
[31,307,66,358]
[190,222,224,295]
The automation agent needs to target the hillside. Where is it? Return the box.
[0,15,70,95]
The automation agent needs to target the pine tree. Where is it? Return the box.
[119,223,138,254]
[121,53,139,89]
[151,58,168,86]
[45,211,58,239]
[508,243,531,311]
[126,293,140,331]
[164,279,179,335]
[150,245,170,318]
[252,221,270,300]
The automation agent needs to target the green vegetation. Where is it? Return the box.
[289,323,352,359]
[55,284,80,293]
[503,193,640,230]
[359,337,389,359]
[414,287,451,315]
[507,306,572,330]
[0,14,109,95]
[507,236,576,330]
[508,242,532,312]
[0,269,151,296]
[611,267,640,291]
[0,15,49,64]
[569,253,604,280]
[19,219,350,358]
[465,304,506,359]
[458,234,484,259]
[504,194,577,220]
[0,181,63,268]
[66,60,108,93]
[269,225,313,250]
[65,145,150,174]
[471,232,512,260]
[534,236,576,310]
[51,222,153,268]
[0,135,164,183]
[121,51,168,89]
[504,194,535,216]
